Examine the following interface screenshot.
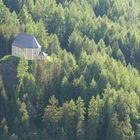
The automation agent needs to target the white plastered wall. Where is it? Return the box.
[12,45,41,60]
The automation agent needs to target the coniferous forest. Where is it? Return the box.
[1,0,140,139]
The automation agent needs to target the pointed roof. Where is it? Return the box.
[12,33,41,49]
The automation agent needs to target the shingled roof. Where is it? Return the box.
[12,33,41,48]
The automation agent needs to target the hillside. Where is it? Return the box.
[1,0,140,140]
[0,56,19,93]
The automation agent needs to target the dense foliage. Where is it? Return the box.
[1,0,140,139]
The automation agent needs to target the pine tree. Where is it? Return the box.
[19,4,33,24]
[88,96,103,140]
[62,100,77,140]
[17,57,29,83]
[43,96,62,139]
[0,118,9,140]
[76,97,85,140]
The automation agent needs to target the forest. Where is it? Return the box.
[1,0,140,139]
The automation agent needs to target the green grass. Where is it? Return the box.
[0,55,19,63]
